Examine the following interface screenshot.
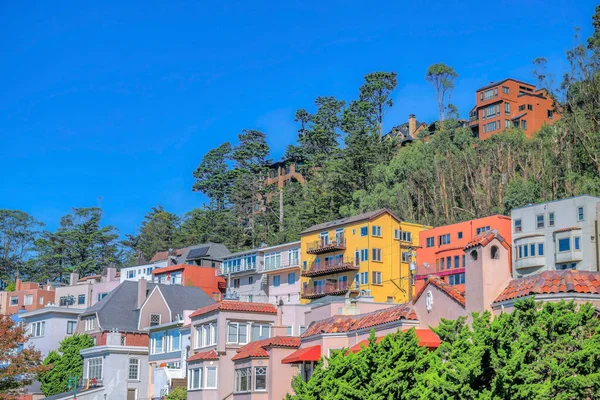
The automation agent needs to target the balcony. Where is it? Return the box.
[258,258,300,273]
[515,256,545,270]
[306,237,346,254]
[217,263,258,276]
[301,258,359,278]
[78,378,103,389]
[301,280,351,299]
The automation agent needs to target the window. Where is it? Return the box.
[449,273,465,286]
[536,214,544,229]
[290,248,300,265]
[446,256,451,270]
[426,237,435,248]
[521,120,527,130]
[372,271,382,285]
[524,245,528,258]
[470,250,478,261]
[150,314,161,327]
[538,243,544,256]
[189,367,202,390]
[482,104,500,119]
[548,212,555,227]
[299,326,306,334]
[505,119,511,128]
[127,270,135,279]
[255,367,267,391]
[454,255,460,268]
[67,321,76,334]
[10,297,17,306]
[264,252,281,270]
[372,248,382,262]
[574,236,581,250]
[235,367,252,392]
[23,295,33,306]
[439,234,450,245]
[577,207,584,221]
[527,104,533,111]
[558,238,571,252]
[359,272,369,285]
[97,293,108,302]
[128,358,139,380]
[458,232,463,239]
[233,278,240,288]
[227,322,248,344]
[360,226,368,236]
[88,358,102,380]
[85,317,96,331]
[31,321,45,337]
[251,324,271,341]
[530,244,536,257]
[248,276,254,285]
[273,275,280,287]
[206,366,217,389]
[371,226,382,237]
[519,104,526,111]
[502,86,510,94]
[39,296,44,305]
[151,331,165,354]
[491,246,500,259]
[402,251,411,262]
[518,246,522,259]
[485,121,498,132]
[59,295,74,306]
[397,231,412,242]
[288,272,296,285]
[319,232,329,245]
[440,257,445,270]
[360,249,368,262]
[462,254,466,267]
[476,226,491,235]
[483,88,497,100]
[394,229,400,240]
[547,110,554,119]
[514,219,522,233]
[78,294,86,305]
[287,326,293,335]
[195,322,217,348]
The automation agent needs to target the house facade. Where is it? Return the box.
[415,215,512,293]
[20,307,83,358]
[219,242,301,304]
[186,301,279,400]
[152,264,226,299]
[120,260,167,283]
[468,78,559,139]
[149,243,231,269]
[299,209,426,304]
[3,279,55,315]
[511,195,600,278]
[54,269,120,309]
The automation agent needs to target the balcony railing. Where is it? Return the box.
[258,258,300,272]
[301,280,351,299]
[217,262,258,276]
[78,378,103,389]
[301,257,359,277]
[306,236,346,254]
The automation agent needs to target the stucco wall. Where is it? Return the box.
[413,284,467,329]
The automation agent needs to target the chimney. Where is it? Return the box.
[15,279,22,291]
[137,278,147,309]
[69,272,80,286]
[106,266,117,282]
[271,300,288,336]
[408,114,417,137]
[167,248,176,267]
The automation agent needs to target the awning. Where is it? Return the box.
[281,345,321,364]
[347,329,441,354]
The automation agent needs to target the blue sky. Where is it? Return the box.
[0,0,596,236]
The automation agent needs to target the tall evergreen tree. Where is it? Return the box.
[192,142,233,210]
[124,205,182,262]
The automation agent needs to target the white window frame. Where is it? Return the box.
[9,296,18,306]
[577,207,584,221]
[85,317,96,331]
[372,271,382,285]
[371,226,382,237]
[23,294,33,306]
[254,366,267,391]
[514,219,522,233]
[251,324,271,342]
[235,367,252,393]
[372,248,382,262]
[548,212,555,227]
[195,322,217,349]
[205,366,218,389]
[128,358,140,381]
[31,321,45,338]
[149,313,161,327]
[88,357,103,380]
[188,367,202,390]
[227,322,248,345]
[67,320,77,335]
[426,237,434,248]
[535,214,544,229]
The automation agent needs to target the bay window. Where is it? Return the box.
[235,367,252,392]
[227,322,248,344]
[255,367,267,391]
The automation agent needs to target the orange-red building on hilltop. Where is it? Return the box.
[468,78,559,140]
[1,279,55,315]
[152,264,226,298]
[415,215,512,293]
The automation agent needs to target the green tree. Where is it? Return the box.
[425,63,459,122]
[38,334,94,396]
[166,387,187,400]
[0,210,43,284]
[124,205,182,263]
[192,142,233,210]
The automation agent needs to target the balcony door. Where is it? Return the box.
[320,232,329,246]
[335,229,344,245]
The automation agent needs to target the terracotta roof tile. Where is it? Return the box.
[464,230,509,251]
[150,248,187,263]
[301,304,417,339]
[187,349,219,362]
[553,227,582,233]
[434,246,465,255]
[232,336,300,361]
[190,301,277,318]
[413,275,466,307]
[493,270,600,303]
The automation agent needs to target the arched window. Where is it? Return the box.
[470,250,478,261]
[491,245,500,259]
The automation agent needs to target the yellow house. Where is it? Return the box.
[299,208,427,304]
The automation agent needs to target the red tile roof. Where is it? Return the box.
[232,336,300,361]
[347,329,441,353]
[554,227,582,233]
[151,264,193,275]
[281,345,322,364]
[464,230,509,251]
[434,246,465,255]
[301,304,417,339]
[413,275,466,307]
[190,301,277,318]
[150,248,187,263]
[493,270,600,303]
[187,349,219,362]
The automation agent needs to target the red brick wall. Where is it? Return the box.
[93,331,149,346]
